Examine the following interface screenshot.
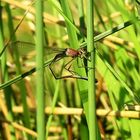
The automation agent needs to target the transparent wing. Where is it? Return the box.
[9,41,66,58]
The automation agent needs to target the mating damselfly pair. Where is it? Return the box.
[0,41,96,88]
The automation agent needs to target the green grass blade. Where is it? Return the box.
[94,17,140,42]
[0,4,16,140]
[5,4,32,139]
[0,59,52,89]
[35,0,45,139]
[87,0,101,139]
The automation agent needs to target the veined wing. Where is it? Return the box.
[9,41,66,58]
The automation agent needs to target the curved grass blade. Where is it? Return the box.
[0,8,30,57]
[0,59,52,90]
[80,17,140,48]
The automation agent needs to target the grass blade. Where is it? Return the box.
[35,0,45,139]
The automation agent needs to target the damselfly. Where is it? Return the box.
[6,41,92,81]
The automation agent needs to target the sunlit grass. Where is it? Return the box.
[0,0,140,139]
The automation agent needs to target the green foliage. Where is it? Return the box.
[0,0,140,140]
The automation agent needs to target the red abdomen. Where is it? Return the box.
[65,48,79,57]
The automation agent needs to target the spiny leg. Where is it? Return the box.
[49,63,88,80]
[49,57,75,79]
[48,53,65,79]
[63,58,88,78]
[63,58,75,74]
[62,57,84,76]
[49,57,88,80]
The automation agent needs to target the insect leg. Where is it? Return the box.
[48,53,65,79]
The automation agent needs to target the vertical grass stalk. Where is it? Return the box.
[35,0,45,140]
[0,5,16,140]
[5,4,32,139]
[87,0,99,139]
